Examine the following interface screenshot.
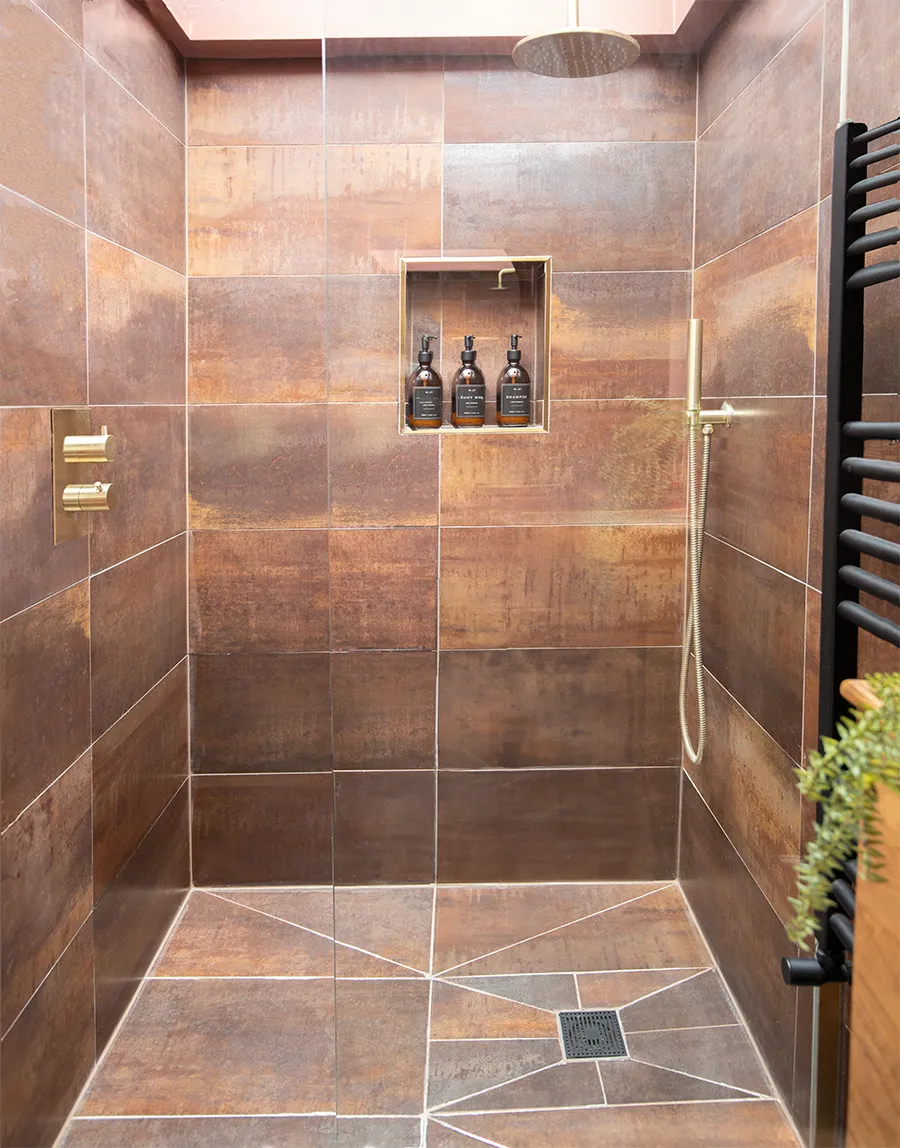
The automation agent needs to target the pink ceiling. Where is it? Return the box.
[148,0,737,55]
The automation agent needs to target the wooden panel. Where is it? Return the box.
[846,785,900,1148]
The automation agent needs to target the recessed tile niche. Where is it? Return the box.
[399,255,551,434]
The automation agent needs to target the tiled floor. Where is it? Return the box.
[60,883,799,1147]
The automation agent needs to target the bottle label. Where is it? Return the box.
[412,386,442,421]
[455,384,486,419]
[500,383,530,418]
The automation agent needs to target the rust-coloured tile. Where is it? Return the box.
[803,587,822,759]
[577,969,705,1009]
[433,884,657,974]
[332,650,436,769]
[808,398,826,586]
[815,197,830,396]
[445,54,695,143]
[438,648,679,769]
[0,407,89,619]
[188,145,325,276]
[441,400,684,526]
[85,60,185,273]
[447,885,707,976]
[61,1116,337,1147]
[0,0,84,222]
[447,1062,606,1114]
[93,784,189,1048]
[695,11,822,265]
[0,581,90,828]
[335,979,430,1115]
[83,0,184,139]
[334,770,435,884]
[706,397,813,580]
[439,525,683,649]
[326,144,442,274]
[428,1039,561,1110]
[845,0,900,130]
[820,0,842,199]
[80,977,334,1116]
[190,405,327,529]
[444,143,693,272]
[91,534,187,738]
[701,536,805,761]
[0,923,94,1148]
[89,406,187,573]
[154,891,333,977]
[92,661,188,900]
[336,1117,421,1147]
[329,403,439,526]
[598,1059,749,1105]
[1,749,91,1034]
[187,58,323,145]
[191,773,333,885]
[87,235,185,405]
[217,887,333,935]
[629,1025,772,1095]
[445,975,578,1012]
[188,276,326,403]
[330,527,437,650]
[686,671,801,922]
[431,981,558,1040]
[334,886,433,975]
[190,530,329,653]
[327,276,401,401]
[697,0,823,134]
[0,188,86,405]
[551,272,690,400]
[620,968,738,1032]
[445,1102,800,1147]
[437,769,678,884]
[31,0,82,40]
[326,56,443,143]
[694,207,818,398]
[680,778,798,1102]
[428,1123,488,1147]
[192,653,331,773]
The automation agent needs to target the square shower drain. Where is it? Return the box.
[559,1010,627,1059]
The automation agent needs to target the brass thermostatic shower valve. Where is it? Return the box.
[51,409,119,544]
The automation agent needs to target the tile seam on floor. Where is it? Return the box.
[624,1022,742,1035]
[434,884,676,976]
[432,977,560,1015]
[442,1097,776,1117]
[431,1118,511,1148]
[428,1059,567,1114]
[203,889,429,976]
[430,1037,561,1043]
[625,1050,773,1099]
[598,966,713,1010]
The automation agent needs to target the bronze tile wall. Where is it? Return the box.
[185,51,695,888]
[0,2,188,1143]
[683,1,898,1141]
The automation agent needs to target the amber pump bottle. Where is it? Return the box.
[451,335,486,428]
[496,334,531,427]
[406,334,443,429]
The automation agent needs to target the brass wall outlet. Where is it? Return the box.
[51,409,118,544]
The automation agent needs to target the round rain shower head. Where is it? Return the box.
[512,27,640,79]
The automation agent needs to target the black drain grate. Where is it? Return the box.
[559,1010,627,1059]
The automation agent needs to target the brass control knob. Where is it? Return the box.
[62,482,118,512]
[63,425,117,463]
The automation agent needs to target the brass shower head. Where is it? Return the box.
[512,2,639,79]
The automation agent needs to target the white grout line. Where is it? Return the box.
[203,889,429,977]
[613,966,712,1010]
[625,1050,773,1100]
[430,1037,561,1043]
[428,1059,566,1113]
[433,978,558,1016]
[624,1022,741,1035]
[435,884,675,976]
[431,1119,512,1148]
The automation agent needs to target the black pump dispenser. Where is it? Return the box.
[451,334,486,428]
[418,334,436,365]
[497,333,531,427]
[406,334,443,429]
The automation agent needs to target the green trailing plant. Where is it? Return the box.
[788,672,900,950]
